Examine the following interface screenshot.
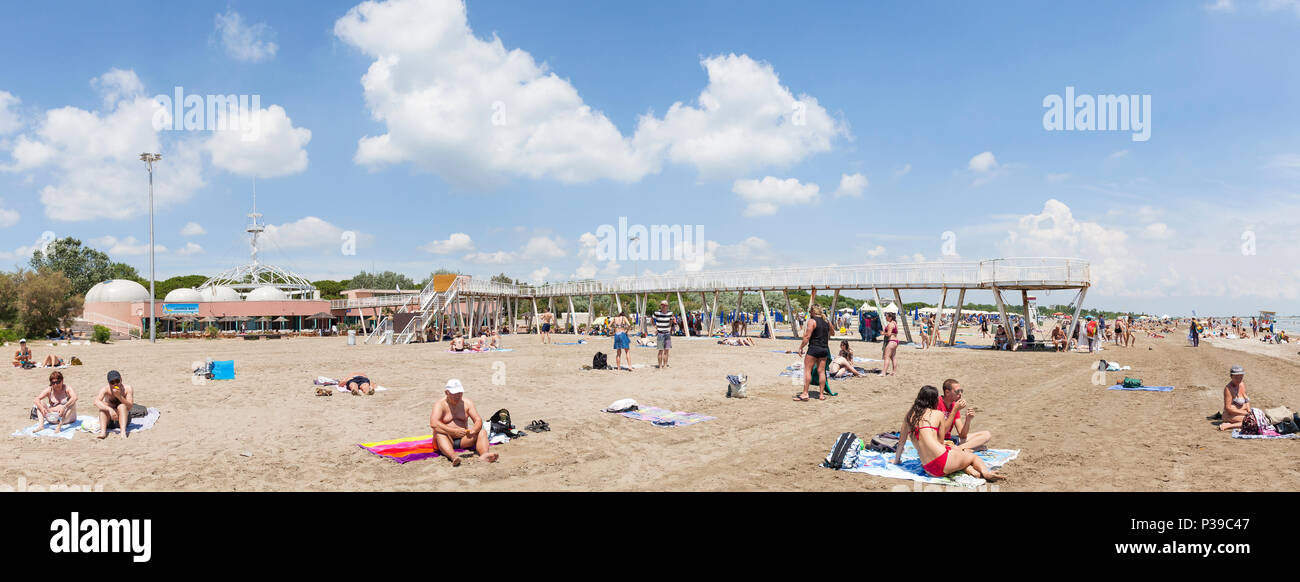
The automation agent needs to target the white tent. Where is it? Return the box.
[863,302,899,314]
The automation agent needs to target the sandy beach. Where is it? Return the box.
[4,327,1298,492]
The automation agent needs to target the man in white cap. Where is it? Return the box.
[429,379,498,465]
[12,338,32,367]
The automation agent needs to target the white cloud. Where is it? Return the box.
[205,104,311,178]
[261,216,362,250]
[1109,149,1129,159]
[1262,0,1300,18]
[632,53,846,179]
[180,222,206,236]
[893,164,911,178]
[0,91,21,135]
[530,267,550,284]
[1046,173,1071,182]
[0,198,18,228]
[174,241,202,256]
[214,10,279,62]
[999,199,1143,295]
[92,235,164,256]
[834,173,868,198]
[463,251,515,264]
[462,235,564,264]
[0,235,49,262]
[1205,0,1236,12]
[1267,154,1300,170]
[1,69,206,221]
[333,0,843,187]
[423,232,475,254]
[1141,222,1174,240]
[865,245,885,258]
[968,151,998,173]
[571,262,597,279]
[732,176,819,216]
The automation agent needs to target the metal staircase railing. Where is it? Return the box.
[394,276,465,345]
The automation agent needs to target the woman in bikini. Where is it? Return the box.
[43,354,65,367]
[34,370,78,432]
[893,385,1005,481]
[828,340,866,378]
[880,313,900,376]
[1216,366,1250,431]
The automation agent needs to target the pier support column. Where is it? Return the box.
[948,289,966,346]
[676,291,691,337]
[758,290,773,340]
[783,290,799,338]
[992,286,1010,350]
[893,289,914,344]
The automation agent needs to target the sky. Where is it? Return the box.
[0,0,1297,316]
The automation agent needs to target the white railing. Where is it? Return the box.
[364,317,391,345]
[331,294,420,310]
[79,312,143,338]
[395,276,466,344]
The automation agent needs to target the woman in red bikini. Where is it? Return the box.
[892,385,1005,481]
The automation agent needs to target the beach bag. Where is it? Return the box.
[1122,377,1143,388]
[726,374,747,398]
[129,404,148,418]
[21,360,35,369]
[489,409,524,437]
[592,352,608,370]
[867,432,900,453]
[823,432,863,469]
[602,398,638,413]
[1240,408,1261,435]
[70,356,82,366]
[1263,407,1293,426]
[1097,359,1109,371]
[1275,416,1299,435]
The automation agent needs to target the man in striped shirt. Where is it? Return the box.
[653,300,675,368]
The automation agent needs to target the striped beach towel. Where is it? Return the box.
[358,434,500,463]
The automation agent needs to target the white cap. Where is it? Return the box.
[444,378,464,394]
[18,338,25,343]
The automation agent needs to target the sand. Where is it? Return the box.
[4,327,1298,492]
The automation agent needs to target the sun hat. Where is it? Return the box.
[1230,365,1244,376]
[444,378,464,394]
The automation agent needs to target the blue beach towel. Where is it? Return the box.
[211,360,235,380]
[1107,384,1173,392]
[831,441,1019,488]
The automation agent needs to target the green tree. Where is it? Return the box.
[345,270,416,290]
[154,275,210,300]
[29,237,113,296]
[312,279,347,299]
[13,268,81,336]
[0,271,18,325]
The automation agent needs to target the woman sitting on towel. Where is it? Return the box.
[450,333,467,352]
[1216,366,1250,431]
[34,370,78,431]
[341,373,375,395]
[828,341,865,378]
[893,385,1005,481]
[994,325,1009,350]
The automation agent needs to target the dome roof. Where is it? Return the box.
[85,279,151,304]
[164,287,204,302]
[198,286,242,302]
[245,286,288,302]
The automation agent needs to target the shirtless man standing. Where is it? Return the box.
[93,370,134,439]
[1217,365,1250,431]
[429,379,498,465]
[34,371,78,432]
[540,309,554,344]
[937,379,992,451]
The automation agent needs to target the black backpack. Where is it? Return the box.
[489,408,523,437]
[822,432,862,469]
[866,432,900,453]
[593,351,608,370]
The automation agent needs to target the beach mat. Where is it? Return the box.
[1231,430,1300,440]
[1107,385,1173,392]
[447,348,513,353]
[608,406,715,427]
[12,415,91,439]
[358,434,501,463]
[78,407,161,435]
[832,441,1019,488]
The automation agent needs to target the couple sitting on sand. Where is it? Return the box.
[892,379,1004,481]
[428,379,499,465]
[33,370,139,438]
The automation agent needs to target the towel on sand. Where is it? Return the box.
[211,360,235,380]
[78,408,161,435]
[358,434,504,463]
[12,415,91,439]
[314,377,389,392]
[607,406,715,427]
[831,441,1019,488]
[1231,430,1300,440]
[447,348,513,353]
[1107,384,1173,392]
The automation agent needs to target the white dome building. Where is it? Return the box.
[164,288,204,303]
[198,286,242,302]
[245,287,288,302]
[85,279,152,304]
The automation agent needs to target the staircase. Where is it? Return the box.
[394,276,464,345]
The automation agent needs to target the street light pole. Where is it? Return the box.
[140,153,162,343]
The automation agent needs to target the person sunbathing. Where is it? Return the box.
[34,371,78,432]
[450,333,467,352]
[487,330,500,350]
[429,379,498,466]
[994,325,1009,350]
[938,379,991,451]
[828,341,866,378]
[892,385,1004,481]
[717,337,754,346]
[13,338,32,367]
[1217,365,1250,431]
[93,370,135,439]
[1051,325,1066,352]
[42,354,66,367]
[341,373,375,396]
[636,333,656,347]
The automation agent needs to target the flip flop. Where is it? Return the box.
[792,394,810,401]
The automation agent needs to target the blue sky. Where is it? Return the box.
[0,0,1297,315]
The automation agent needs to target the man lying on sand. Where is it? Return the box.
[717,337,754,346]
[429,379,498,465]
[1217,365,1250,431]
[34,371,78,432]
[94,370,134,439]
[938,379,991,451]
[341,373,375,395]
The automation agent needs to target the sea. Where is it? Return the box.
[1275,316,1300,335]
